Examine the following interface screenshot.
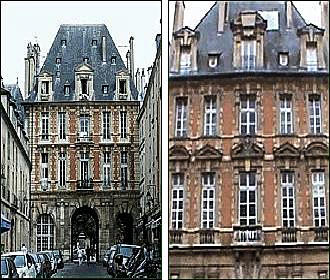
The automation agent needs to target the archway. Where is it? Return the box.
[116,213,133,244]
[71,207,99,262]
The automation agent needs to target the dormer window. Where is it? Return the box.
[56,71,60,78]
[111,56,116,65]
[208,54,219,68]
[56,58,61,65]
[279,52,289,66]
[84,57,89,64]
[180,46,191,71]
[102,85,109,95]
[306,43,317,71]
[64,85,70,95]
[41,81,49,95]
[241,40,256,70]
[81,79,88,98]
[61,40,66,47]
[92,40,97,47]
[119,80,127,99]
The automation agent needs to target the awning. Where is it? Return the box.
[1,215,11,233]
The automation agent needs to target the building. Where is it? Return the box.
[1,80,31,253]
[22,24,141,262]
[169,1,329,279]
[137,34,162,253]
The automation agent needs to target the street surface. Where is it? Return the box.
[51,262,110,278]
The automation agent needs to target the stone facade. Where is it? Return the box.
[169,1,329,279]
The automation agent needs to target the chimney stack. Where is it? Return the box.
[321,1,329,69]
[141,68,145,94]
[129,37,135,82]
[217,2,226,33]
[173,1,185,34]
[102,36,106,63]
[135,68,140,93]
[286,1,292,29]
[126,50,131,72]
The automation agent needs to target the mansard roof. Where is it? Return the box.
[171,1,328,77]
[4,83,26,123]
[29,24,138,101]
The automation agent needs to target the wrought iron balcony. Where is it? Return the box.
[199,229,215,244]
[233,225,262,243]
[281,227,297,243]
[169,230,183,244]
[313,227,329,242]
[77,179,94,190]
[76,135,93,143]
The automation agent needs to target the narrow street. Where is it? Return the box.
[52,263,110,278]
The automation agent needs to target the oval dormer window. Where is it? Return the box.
[208,54,219,68]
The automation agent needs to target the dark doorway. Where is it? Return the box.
[71,207,99,262]
[116,213,133,244]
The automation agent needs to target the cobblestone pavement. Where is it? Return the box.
[51,262,110,278]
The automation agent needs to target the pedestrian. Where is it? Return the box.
[86,246,91,266]
[21,243,27,252]
[77,247,83,266]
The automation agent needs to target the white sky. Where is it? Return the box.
[1,1,161,90]
[169,1,322,36]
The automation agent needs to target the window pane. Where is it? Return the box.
[249,205,256,216]
[240,173,247,186]
[249,191,255,203]
[240,191,247,203]
[249,173,255,186]
[241,112,247,123]
[240,205,247,216]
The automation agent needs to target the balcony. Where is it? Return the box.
[76,135,93,143]
[199,229,215,244]
[169,230,183,244]
[313,227,329,242]
[281,227,297,243]
[233,225,263,243]
[77,179,94,190]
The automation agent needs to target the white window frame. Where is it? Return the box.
[120,111,127,139]
[120,151,128,190]
[103,151,111,187]
[175,98,187,137]
[306,46,318,71]
[201,173,215,229]
[41,112,49,140]
[58,152,66,188]
[241,40,256,70]
[79,114,90,138]
[41,153,48,180]
[180,46,191,70]
[102,112,111,141]
[280,97,293,134]
[171,174,184,229]
[309,97,322,134]
[36,214,54,251]
[80,152,89,182]
[204,96,217,136]
[58,112,66,141]
[239,172,257,226]
[312,172,326,227]
[281,172,295,228]
[64,85,70,95]
[240,96,256,135]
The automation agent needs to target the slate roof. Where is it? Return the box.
[4,83,26,124]
[28,24,138,101]
[171,1,328,77]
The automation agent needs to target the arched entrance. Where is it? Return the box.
[71,207,99,262]
[116,213,133,244]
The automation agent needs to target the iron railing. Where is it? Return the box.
[233,225,263,243]
[77,179,94,190]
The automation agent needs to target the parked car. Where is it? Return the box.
[1,257,19,278]
[36,253,52,278]
[39,251,57,274]
[52,249,64,269]
[2,251,37,278]
[30,254,43,278]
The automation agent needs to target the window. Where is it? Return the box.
[103,152,111,187]
[92,40,97,46]
[280,96,292,134]
[84,57,89,64]
[309,96,322,134]
[201,173,215,228]
[40,153,48,190]
[56,58,61,64]
[80,152,89,182]
[318,271,328,279]
[208,54,219,68]
[172,174,184,229]
[41,81,49,95]
[36,214,54,251]
[279,52,288,66]
[258,11,279,30]
[281,172,295,227]
[312,172,326,227]
[120,111,127,139]
[81,79,88,97]
[102,112,111,140]
[61,40,66,47]
[56,71,60,78]
[102,85,109,95]
[180,46,191,70]
[111,56,116,65]
[58,152,66,187]
[58,112,66,140]
[79,114,90,138]
[120,151,128,190]
[119,80,127,99]
[204,96,217,136]
[239,172,257,225]
[240,95,256,135]
[175,98,187,137]
[41,112,49,140]
[64,85,70,95]
[241,40,256,70]
[306,45,317,71]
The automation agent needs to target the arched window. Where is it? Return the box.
[36,214,54,251]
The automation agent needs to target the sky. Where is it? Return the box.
[1,1,161,91]
[169,1,322,36]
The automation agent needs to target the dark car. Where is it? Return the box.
[1,257,19,279]
[36,253,52,278]
[52,250,64,269]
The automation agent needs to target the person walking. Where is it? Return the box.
[77,247,83,266]
[86,246,91,266]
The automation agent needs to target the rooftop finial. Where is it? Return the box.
[16,77,18,84]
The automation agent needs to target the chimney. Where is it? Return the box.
[217,2,226,33]
[173,1,185,34]
[141,68,145,94]
[102,36,106,63]
[321,2,329,53]
[147,66,152,80]
[126,50,131,72]
[129,37,134,82]
[286,1,292,29]
[135,68,140,93]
